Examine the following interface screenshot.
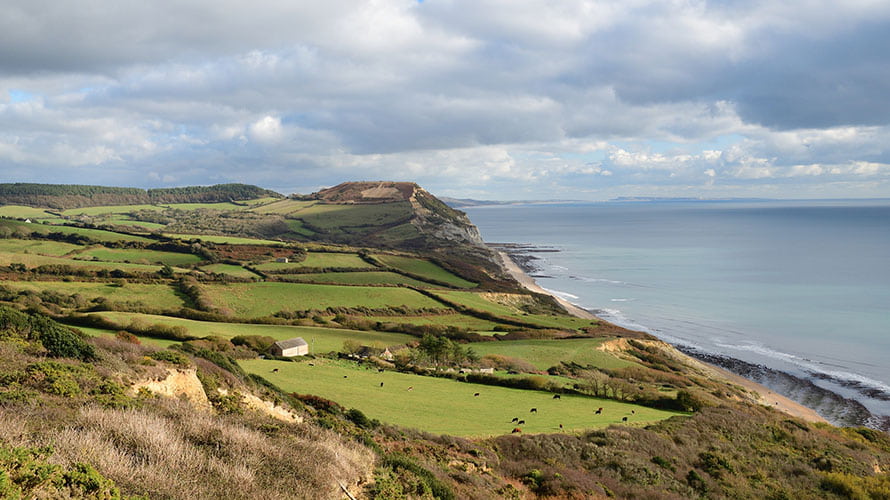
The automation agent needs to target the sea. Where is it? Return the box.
[463,200,890,430]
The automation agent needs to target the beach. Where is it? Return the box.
[497,250,829,424]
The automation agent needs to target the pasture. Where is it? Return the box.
[241,358,684,437]
[0,206,57,219]
[1,281,185,310]
[250,199,317,214]
[470,339,636,371]
[199,263,259,279]
[0,220,152,242]
[293,202,412,229]
[363,314,502,332]
[76,247,204,267]
[61,204,164,216]
[91,312,415,353]
[373,254,476,288]
[161,234,284,245]
[0,238,83,256]
[0,251,171,273]
[76,325,180,348]
[435,290,600,330]
[161,202,248,211]
[275,271,438,288]
[255,252,371,270]
[198,282,444,317]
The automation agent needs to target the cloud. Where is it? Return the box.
[0,1,887,198]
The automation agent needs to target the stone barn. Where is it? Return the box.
[270,337,309,357]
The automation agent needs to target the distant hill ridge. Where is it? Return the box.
[0,183,282,209]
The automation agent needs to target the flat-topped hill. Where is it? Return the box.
[312,181,419,203]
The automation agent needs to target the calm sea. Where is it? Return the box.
[464,200,890,426]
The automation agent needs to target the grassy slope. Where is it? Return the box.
[274,271,438,288]
[0,206,58,218]
[0,219,152,242]
[76,247,204,267]
[160,234,283,245]
[255,252,370,270]
[470,339,635,371]
[200,282,443,317]
[436,290,600,330]
[92,311,415,353]
[2,281,185,310]
[0,238,83,256]
[374,254,477,288]
[0,251,172,273]
[199,263,259,278]
[242,358,683,437]
[362,314,503,331]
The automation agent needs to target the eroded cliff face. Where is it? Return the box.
[408,186,486,247]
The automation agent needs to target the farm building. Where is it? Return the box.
[270,337,308,357]
[275,257,289,263]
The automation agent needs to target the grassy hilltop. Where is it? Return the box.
[0,181,888,499]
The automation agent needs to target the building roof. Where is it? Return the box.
[273,337,308,349]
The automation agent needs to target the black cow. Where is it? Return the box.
[530,408,537,413]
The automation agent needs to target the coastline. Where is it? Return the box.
[497,251,829,424]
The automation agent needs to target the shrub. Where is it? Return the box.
[149,350,190,367]
[346,408,373,429]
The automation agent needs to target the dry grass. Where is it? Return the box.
[0,400,374,499]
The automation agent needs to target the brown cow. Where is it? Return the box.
[512,428,522,434]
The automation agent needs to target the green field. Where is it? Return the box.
[0,238,84,256]
[76,247,204,267]
[162,234,283,245]
[2,281,185,310]
[242,358,683,437]
[373,254,476,288]
[199,263,259,279]
[0,220,153,243]
[0,251,172,273]
[199,282,443,317]
[61,204,164,216]
[364,314,503,332]
[436,291,600,330]
[75,325,180,348]
[276,271,438,288]
[255,252,372,270]
[470,339,636,371]
[91,312,415,353]
[0,206,57,219]
[161,202,248,211]
[294,202,412,229]
[250,199,317,214]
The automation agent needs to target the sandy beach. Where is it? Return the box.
[497,251,828,424]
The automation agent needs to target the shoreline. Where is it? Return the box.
[496,250,829,424]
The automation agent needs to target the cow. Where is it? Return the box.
[474,393,480,397]
[512,428,522,434]
[378,369,384,373]
[511,417,519,423]
[530,408,537,413]
[595,408,602,415]
[379,382,384,387]
[407,386,413,391]
[631,410,635,415]
[622,416,628,422]
[343,375,348,379]
[271,368,279,373]
[308,363,315,367]
[518,420,525,425]
[559,424,563,430]
[553,394,561,399]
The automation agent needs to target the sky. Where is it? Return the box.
[1,0,889,200]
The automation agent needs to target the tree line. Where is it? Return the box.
[0,183,282,209]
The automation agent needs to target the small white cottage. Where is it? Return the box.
[269,337,309,357]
